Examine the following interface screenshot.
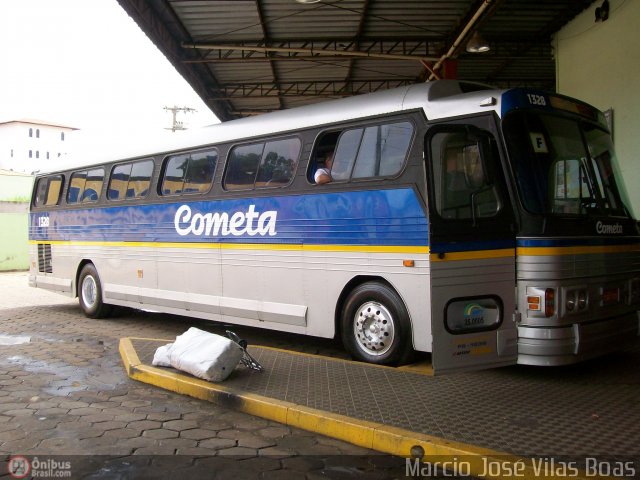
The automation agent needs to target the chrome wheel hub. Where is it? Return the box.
[81,275,97,308]
[353,301,394,356]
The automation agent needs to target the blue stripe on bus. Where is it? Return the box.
[29,188,430,247]
[517,237,640,248]
[430,239,514,253]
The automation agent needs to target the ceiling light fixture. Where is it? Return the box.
[466,31,490,53]
[295,0,322,3]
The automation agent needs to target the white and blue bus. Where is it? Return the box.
[29,80,640,373]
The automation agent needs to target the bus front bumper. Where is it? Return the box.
[517,311,640,366]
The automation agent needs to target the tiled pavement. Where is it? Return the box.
[0,273,413,479]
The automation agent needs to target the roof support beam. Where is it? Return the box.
[208,80,415,99]
[182,42,440,63]
[254,0,284,110]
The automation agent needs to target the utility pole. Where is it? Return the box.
[164,106,196,132]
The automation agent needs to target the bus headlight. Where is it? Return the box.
[566,291,576,312]
[577,290,588,310]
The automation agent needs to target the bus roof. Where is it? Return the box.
[50,80,508,174]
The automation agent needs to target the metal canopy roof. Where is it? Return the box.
[117,0,596,121]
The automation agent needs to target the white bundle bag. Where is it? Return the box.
[152,327,244,382]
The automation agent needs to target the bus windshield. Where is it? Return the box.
[503,111,631,218]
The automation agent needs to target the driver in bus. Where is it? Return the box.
[314,149,334,184]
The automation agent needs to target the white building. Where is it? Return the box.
[0,119,78,174]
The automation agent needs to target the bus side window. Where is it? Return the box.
[81,168,104,203]
[35,175,64,207]
[310,121,413,183]
[224,138,299,190]
[431,130,500,220]
[255,138,300,187]
[108,164,132,201]
[108,159,153,201]
[161,149,217,196]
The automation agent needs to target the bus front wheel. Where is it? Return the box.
[78,264,112,319]
[340,282,412,366]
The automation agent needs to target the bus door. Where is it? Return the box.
[425,115,518,374]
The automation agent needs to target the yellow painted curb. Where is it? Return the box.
[256,344,434,377]
[119,338,610,480]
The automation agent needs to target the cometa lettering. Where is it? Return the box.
[174,204,277,237]
[596,221,623,235]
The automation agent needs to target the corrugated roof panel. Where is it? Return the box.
[118,0,597,120]
[171,0,263,41]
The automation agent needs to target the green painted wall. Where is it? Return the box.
[554,0,640,218]
[0,213,29,271]
[0,172,33,271]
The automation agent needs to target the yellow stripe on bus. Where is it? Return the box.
[28,240,430,255]
[430,248,515,262]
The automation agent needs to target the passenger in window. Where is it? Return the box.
[314,149,334,184]
[445,149,466,192]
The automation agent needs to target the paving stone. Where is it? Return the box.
[127,420,163,431]
[146,412,181,422]
[257,426,291,439]
[237,436,277,450]
[92,421,128,431]
[67,407,102,416]
[82,413,115,423]
[237,457,282,472]
[121,400,152,408]
[216,446,258,458]
[142,429,179,440]
[175,446,220,456]
[281,456,325,472]
[162,419,198,431]
[259,470,306,480]
[156,438,198,449]
[102,428,142,439]
[3,408,34,417]
[36,408,70,416]
[198,437,237,451]
[179,428,219,441]
[114,413,147,422]
[133,446,177,455]
[256,447,295,458]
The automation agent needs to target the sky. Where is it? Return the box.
[0,0,219,163]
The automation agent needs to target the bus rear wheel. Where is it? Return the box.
[78,264,112,319]
[340,282,412,366]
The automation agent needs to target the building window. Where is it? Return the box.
[47,152,50,159]
[36,129,40,138]
[61,132,65,141]
[10,149,13,158]
[36,151,39,159]
[29,150,33,158]
[29,128,33,137]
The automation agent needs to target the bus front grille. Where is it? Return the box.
[37,244,52,273]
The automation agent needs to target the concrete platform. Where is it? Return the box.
[121,337,640,479]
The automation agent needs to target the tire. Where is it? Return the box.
[340,282,413,366]
[78,264,112,319]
